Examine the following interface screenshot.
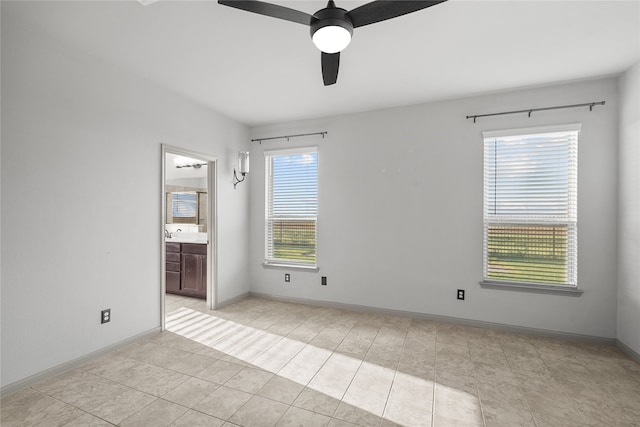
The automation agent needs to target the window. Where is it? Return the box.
[265,147,318,268]
[172,192,197,223]
[482,124,580,288]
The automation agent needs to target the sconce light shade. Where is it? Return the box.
[233,151,250,189]
[238,151,250,175]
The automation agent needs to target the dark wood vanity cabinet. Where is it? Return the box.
[165,242,206,299]
[181,244,207,298]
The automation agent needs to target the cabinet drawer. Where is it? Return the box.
[166,262,181,272]
[166,252,180,263]
[166,242,181,253]
[182,243,207,255]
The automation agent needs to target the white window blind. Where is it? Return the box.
[265,147,318,267]
[173,192,197,218]
[483,125,579,287]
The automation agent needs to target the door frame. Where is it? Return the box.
[161,144,218,330]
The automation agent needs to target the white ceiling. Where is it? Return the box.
[6,0,640,126]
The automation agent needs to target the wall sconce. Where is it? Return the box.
[233,151,249,189]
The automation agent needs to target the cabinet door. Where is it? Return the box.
[181,253,206,298]
[166,271,181,293]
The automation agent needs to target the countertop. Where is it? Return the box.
[165,238,208,244]
[165,232,208,244]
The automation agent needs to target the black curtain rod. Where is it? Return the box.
[466,101,605,123]
[251,131,327,144]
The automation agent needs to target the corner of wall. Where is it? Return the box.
[617,61,640,355]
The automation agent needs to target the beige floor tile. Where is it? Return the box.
[333,401,382,427]
[125,362,191,396]
[336,335,374,359]
[310,333,348,351]
[120,399,188,426]
[365,344,403,370]
[0,388,84,427]
[396,360,435,382]
[469,346,509,367]
[193,385,252,420]
[79,354,139,380]
[328,418,359,427]
[383,372,434,427]
[483,411,536,427]
[161,377,220,408]
[196,359,245,384]
[566,396,635,427]
[308,352,362,400]
[147,330,212,353]
[229,395,289,427]
[62,412,114,426]
[165,352,217,376]
[287,323,323,343]
[341,361,395,417]
[473,362,519,386]
[227,330,284,363]
[170,409,225,426]
[278,344,332,386]
[122,342,193,367]
[88,388,156,425]
[32,369,126,412]
[434,381,483,427]
[293,387,341,417]
[252,337,306,373]
[257,375,305,404]
[435,370,478,396]
[195,345,228,359]
[276,406,331,427]
[224,366,274,393]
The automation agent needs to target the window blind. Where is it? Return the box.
[265,147,318,267]
[173,192,197,218]
[483,125,579,287]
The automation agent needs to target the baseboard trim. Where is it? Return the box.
[249,291,616,346]
[215,291,250,310]
[617,339,640,363]
[0,327,161,398]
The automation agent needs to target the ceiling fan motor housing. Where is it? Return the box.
[310,5,354,49]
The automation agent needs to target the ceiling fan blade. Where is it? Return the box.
[321,52,340,86]
[218,0,314,26]
[346,0,447,28]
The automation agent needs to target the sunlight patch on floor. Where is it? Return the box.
[166,307,480,426]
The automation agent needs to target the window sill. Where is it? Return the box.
[479,280,583,296]
[263,262,319,272]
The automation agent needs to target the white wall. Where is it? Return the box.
[617,62,640,354]
[250,78,619,339]
[1,6,250,388]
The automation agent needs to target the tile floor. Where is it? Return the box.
[2,294,640,427]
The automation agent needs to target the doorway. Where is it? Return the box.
[161,145,217,330]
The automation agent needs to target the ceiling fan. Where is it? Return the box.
[218,0,447,86]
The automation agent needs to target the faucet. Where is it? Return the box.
[164,229,173,238]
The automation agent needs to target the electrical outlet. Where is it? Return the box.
[101,309,111,324]
[321,276,327,286]
[285,273,290,283]
[457,289,465,300]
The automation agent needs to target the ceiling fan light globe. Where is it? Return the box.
[312,25,351,53]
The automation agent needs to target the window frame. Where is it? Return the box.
[480,124,582,294]
[263,146,319,271]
